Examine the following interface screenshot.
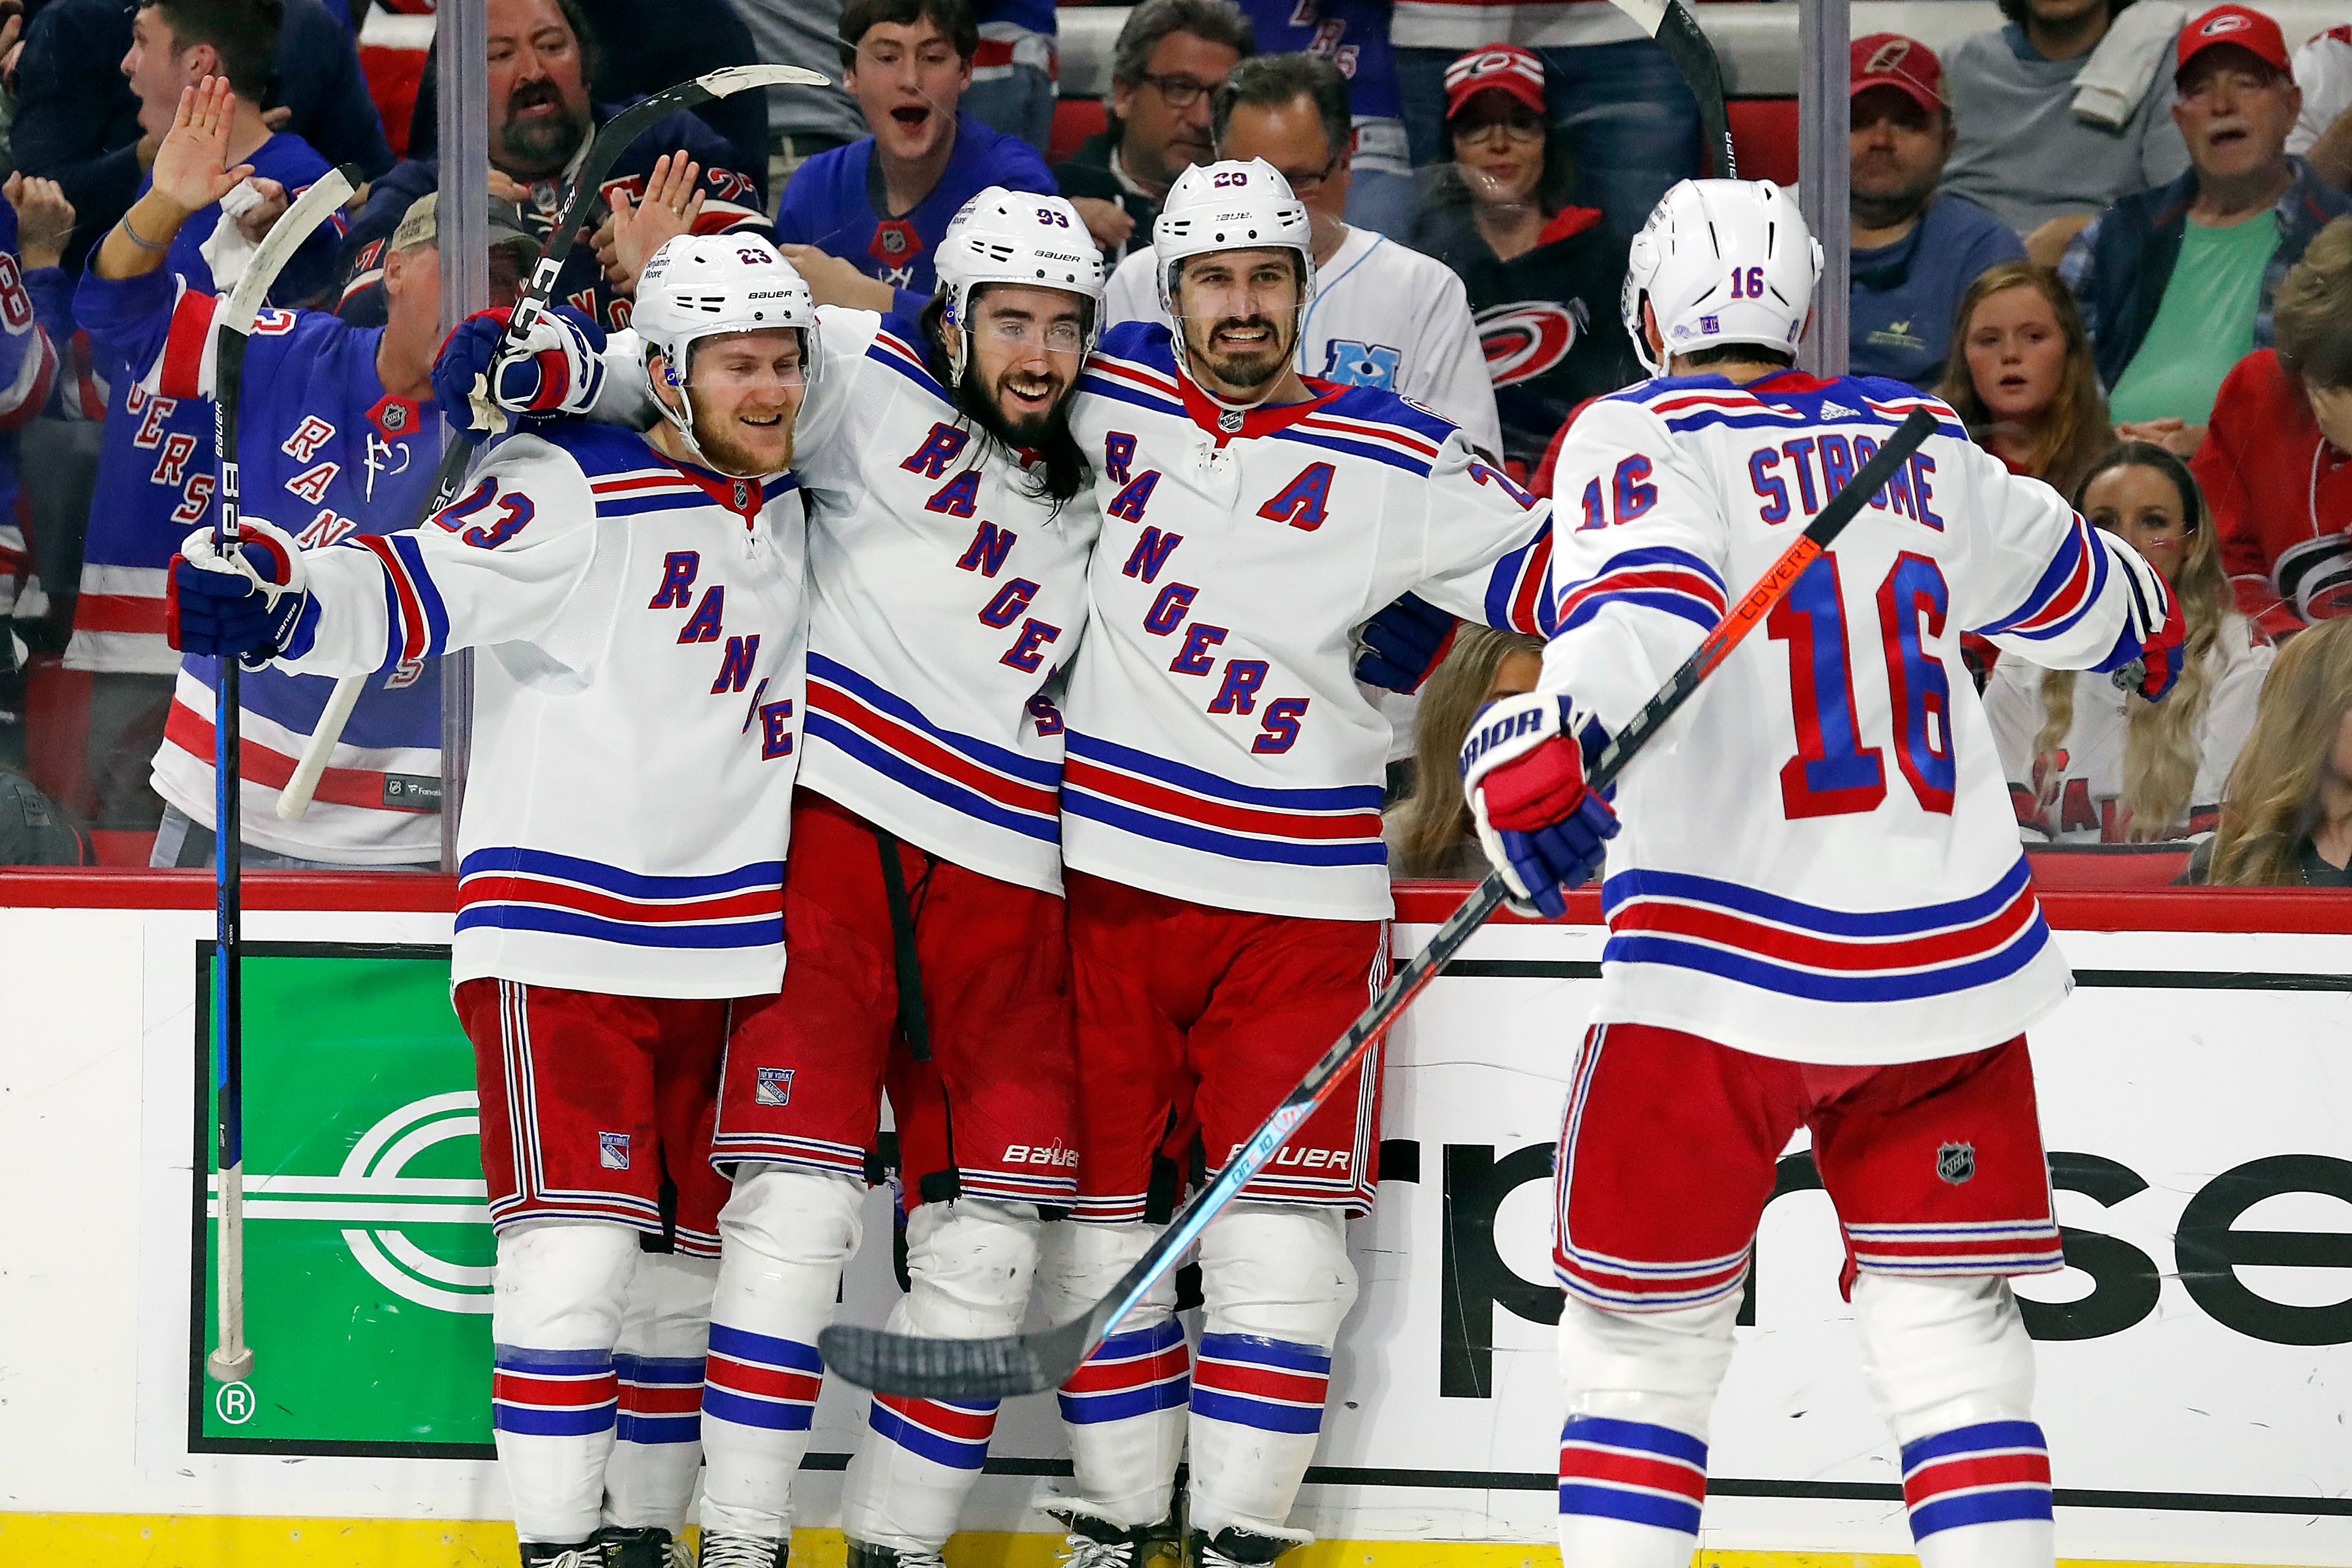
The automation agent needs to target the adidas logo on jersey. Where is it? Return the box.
[1820,401,1861,419]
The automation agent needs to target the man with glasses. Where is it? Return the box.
[1055,0,1253,261]
[1102,52,1498,456]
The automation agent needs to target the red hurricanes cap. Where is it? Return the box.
[1444,44,1547,122]
[1850,33,1946,113]
[2177,4,2293,78]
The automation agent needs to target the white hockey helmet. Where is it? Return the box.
[633,232,820,456]
[935,187,1106,383]
[1621,179,1823,375]
[1152,157,1317,327]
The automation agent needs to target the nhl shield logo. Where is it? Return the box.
[731,478,752,510]
[1936,1141,1976,1185]
[599,1131,631,1170]
[756,1066,794,1107]
[1218,409,1243,434]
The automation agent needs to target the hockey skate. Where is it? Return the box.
[1048,1506,1167,1568]
[518,1542,605,1568]
[846,1541,946,1568]
[698,1532,788,1568]
[1188,1526,1308,1568]
[594,1525,696,1566]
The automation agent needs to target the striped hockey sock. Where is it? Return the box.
[699,1321,824,1535]
[1901,1420,2055,1567]
[842,1393,1001,1546]
[1054,1316,1190,1526]
[494,1344,620,1544]
[1555,1414,1709,1567]
[605,1351,706,1529]
[1186,1333,1332,1536]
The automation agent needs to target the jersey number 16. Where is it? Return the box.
[1768,551,1954,821]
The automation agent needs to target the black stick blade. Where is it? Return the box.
[818,1314,1091,1399]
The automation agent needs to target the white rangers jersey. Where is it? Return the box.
[1984,616,2271,845]
[1065,320,1553,921]
[1544,371,2168,1065]
[784,308,1097,893]
[277,421,809,997]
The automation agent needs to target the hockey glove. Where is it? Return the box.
[432,305,608,443]
[168,517,309,667]
[2095,540,2188,703]
[1354,592,1459,694]
[1459,690,1618,920]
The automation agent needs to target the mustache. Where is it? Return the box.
[1210,316,1280,345]
[507,78,565,115]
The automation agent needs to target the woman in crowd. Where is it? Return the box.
[1987,443,2272,846]
[2183,619,2352,887]
[1386,627,1544,878]
[1939,260,2112,503]
[2194,216,2352,644]
[1407,44,1638,481]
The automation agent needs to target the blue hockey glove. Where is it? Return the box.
[1460,690,1618,919]
[1354,592,1459,694]
[168,517,309,667]
[432,305,608,443]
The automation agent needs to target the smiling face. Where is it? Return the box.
[2083,461,2193,584]
[657,328,807,475]
[846,18,970,167]
[2174,48,2300,186]
[486,0,592,178]
[1448,89,1545,208]
[1172,247,1303,398]
[957,283,1088,445]
[1964,282,2069,428]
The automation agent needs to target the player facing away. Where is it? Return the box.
[1456,180,2187,1568]
[439,190,1109,1568]
[1042,159,1555,1568]
[170,235,819,1568]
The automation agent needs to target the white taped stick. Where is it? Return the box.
[277,673,363,819]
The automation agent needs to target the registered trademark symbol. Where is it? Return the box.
[215,1382,255,1425]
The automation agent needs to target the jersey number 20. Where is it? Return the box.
[1767,551,1954,820]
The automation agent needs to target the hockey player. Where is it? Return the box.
[439,188,1107,1568]
[170,232,817,1568]
[1043,159,1553,1568]
[1457,179,2185,1568]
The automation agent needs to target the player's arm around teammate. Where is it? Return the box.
[173,235,820,1568]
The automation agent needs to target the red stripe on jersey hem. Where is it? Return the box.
[164,699,435,813]
[1607,880,2039,973]
[457,870,783,926]
[1061,758,1383,843]
[806,676,1060,818]
[75,591,169,634]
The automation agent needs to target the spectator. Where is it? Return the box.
[1235,0,1413,239]
[404,0,772,205]
[0,173,72,771]
[775,0,1055,315]
[2198,216,2352,643]
[2060,5,2352,455]
[12,0,388,274]
[1384,625,1542,878]
[1941,260,2113,501]
[1406,43,1634,478]
[1052,0,1249,264]
[731,0,868,195]
[1386,0,1700,238]
[1847,33,2026,390]
[1987,442,2271,845]
[963,0,1056,155]
[1103,51,1500,454]
[2288,23,2352,193]
[0,767,89,864]
[66,66,341,834]
[337,0,765,333]
[1940,0,2189,255]
[2182,616,2352,885]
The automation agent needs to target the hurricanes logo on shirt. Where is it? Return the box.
[1476,299,1588,388]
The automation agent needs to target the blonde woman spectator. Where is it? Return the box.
[1988,443,2271,844]
[2183,617,2352,885]
[2195,214,2352,642]
[1385,626,1542,877]
[1939,260,2114,502]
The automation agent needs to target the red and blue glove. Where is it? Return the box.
[167,518,311,667]
[1459,690,1619,919]
[432,305,609,443]
[1354,592,1458,694]
[2098,544,2187,702]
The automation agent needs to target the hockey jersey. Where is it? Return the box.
[276,421,809,996]
[1542,371,2168,1063]
[1984,614,2271,845]
[0,198,64,616]
[67,135,344,673]
[77,266,444,862]
[1065,319,1553,921]
[783,308,1097,893]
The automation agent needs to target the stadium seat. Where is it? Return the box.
[2023,845,2195,890]
[1050,97,1109,165]
[1728,98,1800,188]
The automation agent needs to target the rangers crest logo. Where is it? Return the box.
[756,1066,794,1107]
[1936,1141,1975,1185]
[599,1131,631,1170]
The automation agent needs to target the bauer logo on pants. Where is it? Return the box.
[1937,1140,1975,1184]
[600,1131,631,1170]
[756,1066,794,1107]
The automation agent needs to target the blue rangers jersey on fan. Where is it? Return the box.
[1541,371,2173,1065]
[0,198,64,612]
[273,421,809,997]
[1235,0,1401,119]
[77,265,443,863]
[1065,319,1555,921]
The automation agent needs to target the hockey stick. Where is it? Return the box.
[277,62,829,820]
[1609,0,1736,179]
[817,407,1941,1400]
[205,164,360,1386]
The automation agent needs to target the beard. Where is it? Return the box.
[1850,169,1937,232]
[954,358,1072,452]
[1186,314,1291,391]
[496,80,589,176]
[683,386,794,475]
